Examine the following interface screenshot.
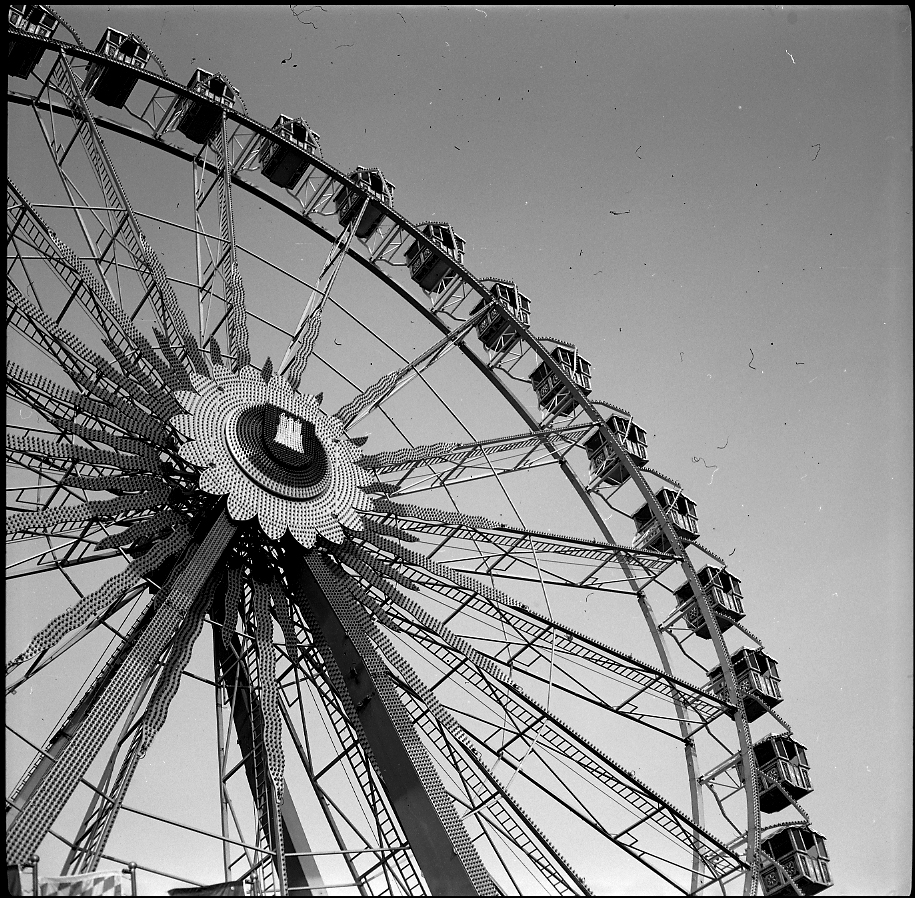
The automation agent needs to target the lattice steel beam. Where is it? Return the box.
[285,540,497,896]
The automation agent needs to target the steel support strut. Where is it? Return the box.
[6,510,237,865]
[284,537,496,896]
[213,624,326,896]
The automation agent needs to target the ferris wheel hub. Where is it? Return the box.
[228,403,330,497]
[171,365,375,546]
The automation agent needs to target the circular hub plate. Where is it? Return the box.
[227,403,330,498]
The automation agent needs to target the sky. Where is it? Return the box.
[7,5,913,896]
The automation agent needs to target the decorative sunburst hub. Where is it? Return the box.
[171,364,374,547]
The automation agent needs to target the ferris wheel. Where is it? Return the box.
[6,8,833,897]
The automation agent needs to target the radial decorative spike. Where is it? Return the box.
[6,512,236,864]
[46,56,207,375]
[95,509,186,550]
[7,525,191,672]
[333,307,489,430]
[6,485,171,536]
[280,198,369,388]
[208,337,224,367]
[251,577,285,804]
[7,179,177,389]
[66,575,222,874]
[216,115,251,370]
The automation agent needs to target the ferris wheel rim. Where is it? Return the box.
[5,23,781,897]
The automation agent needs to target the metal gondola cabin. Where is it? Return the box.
[259,115,321,190]
[404,222,465,292]
[707,646,782,722]
[760,826,832,896]
[83,29,150,108]
[175,69,236,145]
[632,488,698,552]
[334,168,395,239]
[8,5,58,78]
[471,279,531,353]
[673,565,745,638]
[744,733,814,813]
[584,415,648,487]
[529,346,592,418]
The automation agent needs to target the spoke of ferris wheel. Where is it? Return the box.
[390,520,669,590]
[280,195,371,389]
[359,424,593,474]
[419,713,529,896]
[6,578,166,830]
[359,503,674,597]
[226,594,289,893]
[332,548,738,878]
[391,609,696,745]
[380,521,652,596]
[6,510,237,865]
[7,427,159,476]
[4,514,177,582]
[379,452,573,500]
[270,703,376,897]
[6,180,184,392]
[215,603,334,897]
[283,690,421,894]
[405,628,740,885]
[68,576,221,874]
[340,594,590,895]
[289,611,426,887]
[7,281,139,401]
[273,615,424,895]
[7,282,184,424]
[64,679,159,875]
[6,524,192,675]
[357,424,590,497]
[5,581,149,697]
[6,482,171,539]
[5,461,164,534]
[10,502,118,569]
[454,732,712,896]
[391,686,584,896]
[7,361,174,448]
[193,113,251,371]
[272,598,425,895]
[497,607,726,719]
[349,540,725,722]
[332,303,491,431]
[341,540,722,734]
[211,644,257,885]
[45,52,207,375]
[214,635,285,891]
[340,581,654,846]
[3,722,262,874]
